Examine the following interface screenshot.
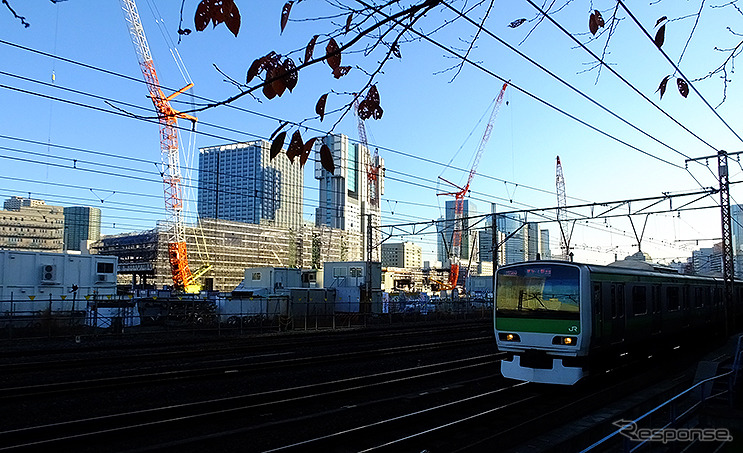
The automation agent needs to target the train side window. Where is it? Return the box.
[617,284,625,318]
[667,287,680,311]
[593,283,602,316]
[632,286,647,315]
[682,286,690,310]
[610,284,617,319]
[652,285,661,313]
[714,287,722,307]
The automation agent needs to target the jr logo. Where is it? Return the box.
[567,325,578,333]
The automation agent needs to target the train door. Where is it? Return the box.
[592,282,604,348]
[651,284,662,335]
[605,283,625,345]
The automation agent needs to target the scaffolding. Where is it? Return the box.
[94,219,363,291]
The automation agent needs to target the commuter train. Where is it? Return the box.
[494,260,742,385]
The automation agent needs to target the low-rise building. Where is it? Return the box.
[0,197,64,252]
[381,241,422,268]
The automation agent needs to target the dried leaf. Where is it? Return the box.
[305,35,318,64]
[654,24,665,48]
[301,137,317,167]
[246,58,262,84]
[263,75,278,99]
[194,0,212,32]
[223,0,240,37]
[345,13,353,34]
[332,66,351,79]
[281,1,293,34]
[589,10,604,35]
[269,67,287,97]
[508,18,526,28]
[656,75,671,100]
[320,143,335,174]
[194,0,240,36]
[594,10,605,28]
[326,38,341,70]
[286,130,304,162]
[391,41,401,58]
[656,16,667,27]
[677,78,689,98]
[358,85,383,120]
[270,131,286,160]
[282,58,298,92]
[316,93,328,121]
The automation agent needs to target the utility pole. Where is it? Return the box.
[366,213,373,313]
[687,150,740,336]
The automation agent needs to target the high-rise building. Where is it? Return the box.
[438,199,478,266]
[540,229,552,260]
[692,245,722,276]
[496,212,527,265]
[381,242,423,268]
[197,140,304,230]
[1,197,64,251]
[63,206,101,251]
[314,134,384,261]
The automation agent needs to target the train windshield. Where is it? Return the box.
[496,264,580,320]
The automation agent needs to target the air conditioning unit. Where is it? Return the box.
[97,274,111,283]
[41,264,56,283]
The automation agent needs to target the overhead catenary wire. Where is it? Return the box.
[0,4,740,262]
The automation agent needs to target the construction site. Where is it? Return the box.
[93,218,364,292]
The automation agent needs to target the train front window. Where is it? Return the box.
[496,264,580,320]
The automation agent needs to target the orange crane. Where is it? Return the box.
[437,81,508,291]
[120,0,211,292]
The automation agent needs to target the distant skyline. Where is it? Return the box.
[1,1,742,265]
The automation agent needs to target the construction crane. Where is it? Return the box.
[354,96,384,265]
[555,155,574,260]
[120,0,211,292]
[437,81,508,291]
[354,96,382,209]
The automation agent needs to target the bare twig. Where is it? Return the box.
[2,0,29,28]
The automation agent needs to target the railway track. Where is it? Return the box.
[0,336,493,401]
[0,319,717,452]
[0,354,503,452]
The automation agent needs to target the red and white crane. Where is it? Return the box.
[438,81,508,290]
[120,0,210,292]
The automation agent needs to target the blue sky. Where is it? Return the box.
[1,0,741,264]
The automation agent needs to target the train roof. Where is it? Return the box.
[498,260,723,283]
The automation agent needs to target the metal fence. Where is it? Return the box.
[0,296,494,340]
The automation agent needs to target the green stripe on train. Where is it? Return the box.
[496,317,581,334]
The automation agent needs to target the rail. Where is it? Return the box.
[581,334,743,452]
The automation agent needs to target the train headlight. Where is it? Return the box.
[552,336,578,345]
[498,332,521,342]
